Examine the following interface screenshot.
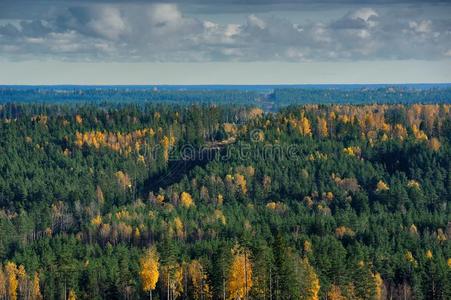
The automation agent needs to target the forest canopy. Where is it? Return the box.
[0,100,450,299]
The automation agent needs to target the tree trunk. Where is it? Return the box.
[168,273,170,300]
[244,251,248,300]
[269,267,272,300]
[223,278,226,300]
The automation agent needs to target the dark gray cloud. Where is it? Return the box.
[0,1,450,62]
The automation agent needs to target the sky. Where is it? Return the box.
[0,0,450,84]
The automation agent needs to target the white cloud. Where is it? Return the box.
[86,7,126,40]
[312,23,331,43]
[409,20,432,33]
[350,8,377,21]
[25,37,45,44]
[203,20,217,30]
[147,4,182,28]
[224,24,241,37]
[247,14,266,30]
[0,4,450,62]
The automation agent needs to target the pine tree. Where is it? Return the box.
[351,261,376,300]
[272,235,300,299]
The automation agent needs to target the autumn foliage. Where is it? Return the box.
[0,263,41,300]
[227,246,253,300]
[0,103,449,299]
[140,247,160,295]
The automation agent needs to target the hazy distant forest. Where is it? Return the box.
[0,87,450,300]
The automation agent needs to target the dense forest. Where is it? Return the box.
[0,101,450,299]
[1,85,451,109]
[0,88,260,106]
[271,87,451,105]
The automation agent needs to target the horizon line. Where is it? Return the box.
[1,83,451,87]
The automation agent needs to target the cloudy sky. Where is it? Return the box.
[1,0,451,84]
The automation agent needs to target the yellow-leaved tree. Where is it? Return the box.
[32,272,42,300]
[68,289,77,300]
[17,265,27,300]
[161,136,170,162]
[299,115,312,136]
[140,247,160,300]
[5,262,18,300]
[174,217,185,240]
[373,272,384,300]
[0,265,6,299]
[234,174,247,194]
[429,137,441,152]
[327,284,345,300]
[188,260,212,300]
[376,180,389,192]
[299,258,320,300]
[160,263,184,300]
[115,171,132,190]
[393,124,408,140]
[180,192,194,208]
[227,245,252,300]
[75,114,83,124]
[317,117,328,138]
